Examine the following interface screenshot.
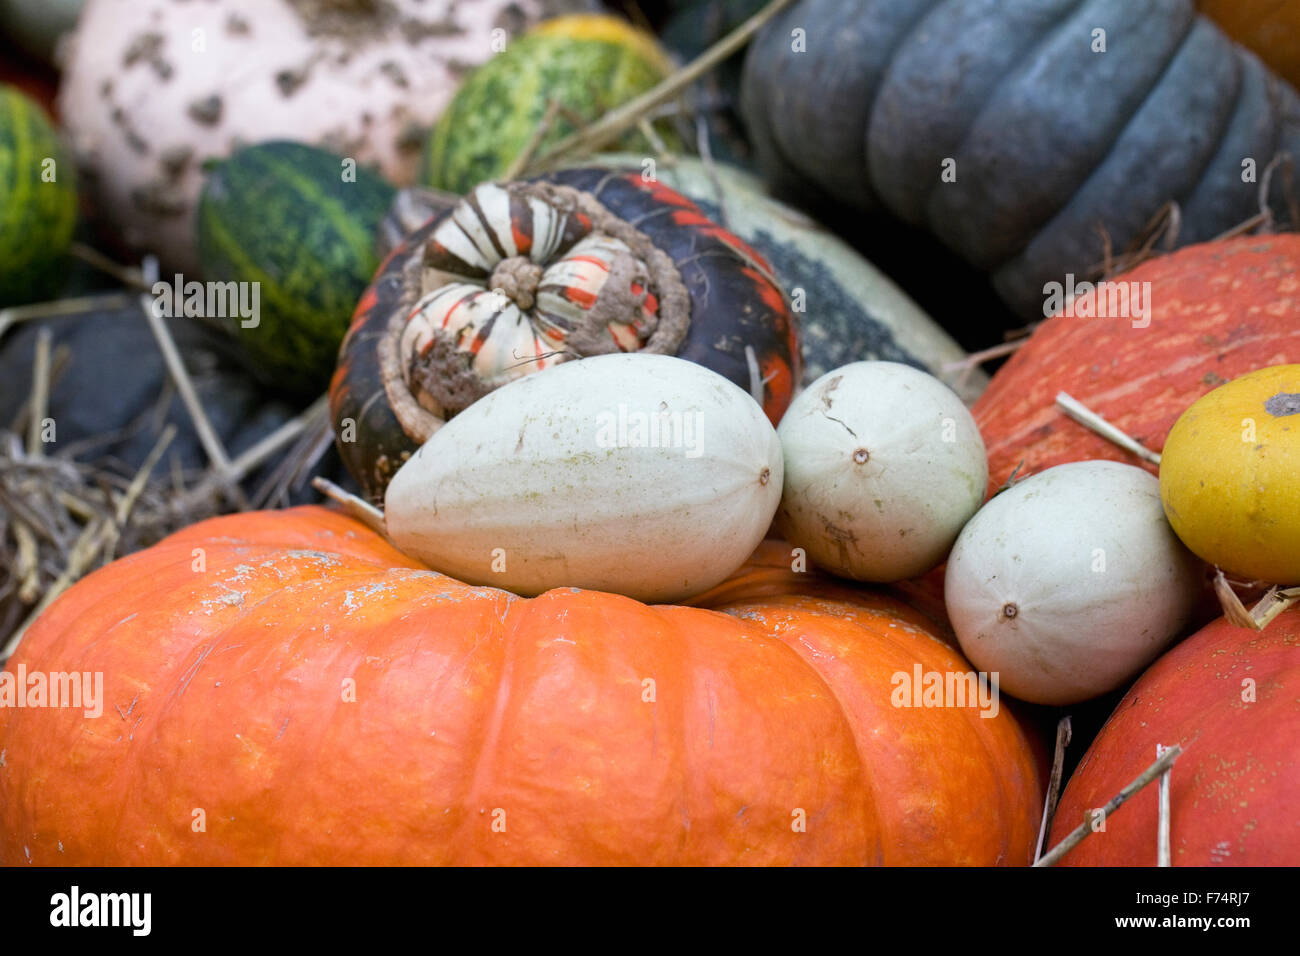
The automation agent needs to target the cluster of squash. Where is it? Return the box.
[1,0,1297,868]
[972,238,1300,865]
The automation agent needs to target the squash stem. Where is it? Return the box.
[1157,743,1173,867]
[312,477,386,536]
[1213,571,1300,630]
[1250,585,1300,630]
[1055,391,1162,465]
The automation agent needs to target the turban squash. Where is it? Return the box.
[1050,607,1300,866]
[380,156,986,402]
[331,168,800,502]
[741,0,1300,318]
[0,508,1042,866]
[973,235,1300,495]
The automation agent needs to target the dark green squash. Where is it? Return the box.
[0,83,77,306]
[742,0,1300,318]
[196,141,395,397]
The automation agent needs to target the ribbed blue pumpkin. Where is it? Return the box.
[743,0,1300,319]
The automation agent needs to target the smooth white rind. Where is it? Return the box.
[776,361,987,582]
[944,460,1203,705]
[385,354,783,604]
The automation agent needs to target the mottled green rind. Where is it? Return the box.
[424,34,676,194]
[0,84,77,306]
[197,141,395,396]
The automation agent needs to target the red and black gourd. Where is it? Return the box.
[741,0,1300,318]
[331,168,800,501]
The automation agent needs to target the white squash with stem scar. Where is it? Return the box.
[374,353,783,604]
[945,460,1204,706]
[776,361,987,582]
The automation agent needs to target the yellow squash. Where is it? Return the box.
[1160,364,1300,584]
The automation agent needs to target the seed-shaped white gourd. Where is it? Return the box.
[776,361,987,582]
[945,461,1204,706]
[385,353,783,603]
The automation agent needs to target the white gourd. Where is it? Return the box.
[776,361,987,582]
[384,353,783,603]
[944,460,1204,706]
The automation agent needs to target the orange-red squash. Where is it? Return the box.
[974,236,1300,495]
[0,507,1042,866]
[1050,608,1300,866]
[1200,0,1300,89]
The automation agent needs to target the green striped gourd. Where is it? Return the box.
[423,15,677,194]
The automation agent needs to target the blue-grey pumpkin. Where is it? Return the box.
[741,0,1300,318]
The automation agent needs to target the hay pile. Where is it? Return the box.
[0,284,333,660]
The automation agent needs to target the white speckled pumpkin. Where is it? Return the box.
[56,0,588,272]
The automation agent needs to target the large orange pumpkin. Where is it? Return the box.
[974,236,1300,495]
[690,538,958,647]
[0,507,1042,866]
[1050,607,1300,866]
